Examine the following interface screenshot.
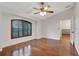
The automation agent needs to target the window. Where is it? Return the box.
[11,19,32,39]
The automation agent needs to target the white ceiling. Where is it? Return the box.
[0,2,74,20]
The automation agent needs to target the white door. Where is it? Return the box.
[70,17,75,45]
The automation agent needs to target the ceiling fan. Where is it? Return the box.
[33,2,54,16]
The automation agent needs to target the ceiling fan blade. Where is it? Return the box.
[34,12,40,14]
[33,7,40,10]
[46,11,54,13]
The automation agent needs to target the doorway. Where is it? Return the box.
[60,19,71,35]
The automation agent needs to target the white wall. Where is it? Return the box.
[74,3,79,54]
[0,9,3,42]
[36,20,42,39]
[40,8,73,40]
[60,20,71,29]
[41,18,61,40]
[0,11,37,48]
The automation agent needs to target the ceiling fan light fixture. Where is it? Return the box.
[44,6,48,10]
[33,2,53,16]
[40,12,46,16]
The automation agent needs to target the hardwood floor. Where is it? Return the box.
[31,34,78,56]
[0,34,78,56]
[59,34,71,56]
[31,39,60,56]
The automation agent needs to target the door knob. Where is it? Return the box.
[72,32,74,33]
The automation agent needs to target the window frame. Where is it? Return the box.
[11,19,32,39]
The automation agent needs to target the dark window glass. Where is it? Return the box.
[28,23,32,36]
[18,21,23,37]
[23,22,28,36]
[11,20,32,39]
[12,21,19,38]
